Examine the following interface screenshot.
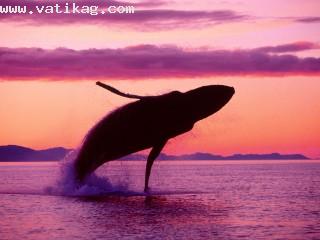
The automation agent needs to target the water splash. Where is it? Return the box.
[45,149,130,196]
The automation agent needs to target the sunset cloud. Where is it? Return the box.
[1,44,319,80]
[255,42,320,53]
[0,0,247,29]
[295,17,320,23]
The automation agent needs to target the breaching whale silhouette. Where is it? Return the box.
[74,81,235,192]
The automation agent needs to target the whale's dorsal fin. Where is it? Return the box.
[96,81,149,99]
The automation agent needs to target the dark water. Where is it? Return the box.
[0,160,319,240]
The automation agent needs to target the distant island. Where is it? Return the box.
[0,145,310,161]
[0,145,71,162]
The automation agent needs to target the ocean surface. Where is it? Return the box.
[0,160,319,240]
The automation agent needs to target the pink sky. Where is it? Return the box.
[0,0,319,158]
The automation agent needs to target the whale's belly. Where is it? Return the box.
[86,98,191,160]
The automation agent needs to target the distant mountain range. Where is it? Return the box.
[0,145,310,161]
[121,152,310,160]
[0,145,71,161]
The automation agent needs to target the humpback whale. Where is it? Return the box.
[74,82,235,192]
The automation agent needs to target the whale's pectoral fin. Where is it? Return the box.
[144,140,167,193]
[96,81,148,99]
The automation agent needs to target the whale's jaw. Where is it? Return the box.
[183,85,235,122]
